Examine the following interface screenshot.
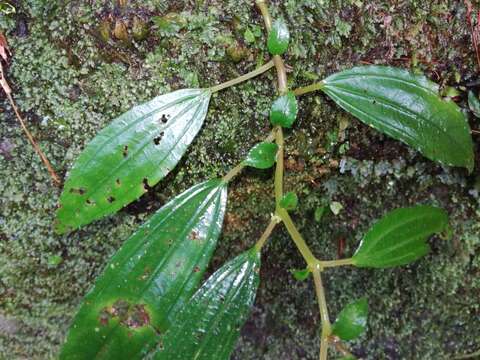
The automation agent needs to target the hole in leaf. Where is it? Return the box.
[69,187,86,195]
[153,132,165,145]
[160,114,169,123]
[142,178,152,191]
[107,196,115,203]
[193,266,200,273]
[115,178,121,186]
[122,145,128,157]
[86,199,95,205]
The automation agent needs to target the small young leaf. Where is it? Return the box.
[352,206,448,268]
[289,268,310,281]
[60,180,227,360]
[243,142,278,169]
[468,91,480,118]
[314,206,327,222]
[321,66,474,171]
[270,91,298,128]
[280,191,298,210]
[56,89,211,233]
[332,298,368,341]
[267,19,290,55]
[152,249,261,360]
[330,201,343,215]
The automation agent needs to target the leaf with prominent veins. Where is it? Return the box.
[60,179,227,360]
[321,66,474,171]
[56,89,211,233]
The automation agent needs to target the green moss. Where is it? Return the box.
[0,1,479,359]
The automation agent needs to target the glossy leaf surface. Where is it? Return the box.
[56,89,212,233]
[280,191,298,210]
[153,249,261,360]
[270,91,298,128]
[468,91,480,118]
[267,19,290,55]
[352,206,448,268]
[243,142,278,169]
[60,180,227,360]
[322,66,474,171]
[332,298,368,341]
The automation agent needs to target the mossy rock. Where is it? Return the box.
[0,1,479,359]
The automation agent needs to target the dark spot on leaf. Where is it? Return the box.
[86,199,95,205]
[189,231,199,241]
[372,100,377,104]
[142,178,152,191]
[153,132,165,145]
[99,300,150,329]
[193,266,200,273]
[70,187,86,195]
[123,145,128,157]
[115,178,121,186]
[160,114,169,123]
[107,196,115,203]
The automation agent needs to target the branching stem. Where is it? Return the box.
[209,60,274,93]
[255,215,281,250]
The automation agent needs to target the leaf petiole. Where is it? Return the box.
[254,215,281,251]
[209,60,275,93]
[293,81,325,96]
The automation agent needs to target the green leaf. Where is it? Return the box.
[152,249,261,360]
[289,268,310,281]
[267,19,290,55]
[332,298,368,341]
[352,205,448,268]
[280,191,298,210]
[270,91,298,128]
[339,356,357,360]
[56,89,211,233]
[321,66,474,171]
[244,28,255,44]
[468,91,480,118]
[314,206,327,222]
[60,180,227,360]
[243,142,278,169]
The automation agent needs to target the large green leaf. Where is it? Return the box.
[331,298,368,341]
[152,249,261,360]
[321,66,474,171]
[60,179,227,360]
[56,89,212,233]
[352,205,448,268]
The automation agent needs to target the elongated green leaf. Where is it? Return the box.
[152,249,261,360]
[56,89,212,233]
[468,91,480,118]
[352,206,448,268]
[321,66,474,171]
[267,19,290,55]
[332,298,368,341]
[60,179,227,360]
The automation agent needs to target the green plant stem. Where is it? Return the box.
[317,258,354,269]
[274,126,284,209]
[455,350,480,359]
[312,268,332,360]
[277,209,317,265]
[293,81,325,96]
[209,60,275,93]
[222,131,276,182]
[255,215,281,251]
[255,0,288,94]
